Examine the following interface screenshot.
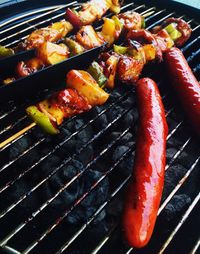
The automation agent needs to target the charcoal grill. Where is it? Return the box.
[0,0,199,253]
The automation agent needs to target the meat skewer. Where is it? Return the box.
[0,0,122,56]
[2,10,145,84]
[3,13,191,85]
[0,15,191,141]
[26,69,110,134]
[99,17,191,85]
[23,17,191,134]
[23,0,121,51]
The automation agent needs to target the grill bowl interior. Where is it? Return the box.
[0,1,199,254]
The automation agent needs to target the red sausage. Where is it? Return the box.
[164,47,200,136]
[123,78,168,248]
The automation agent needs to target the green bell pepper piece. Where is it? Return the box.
[112,15,124,30]
[65,38,84,56]
[26,106,59,135]
[87,61,107,88]
[113,44,128,54]
[0,45,14,58]
[164,23,182,41]
[141,16,145,29]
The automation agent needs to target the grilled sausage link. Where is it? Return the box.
[123,78,168,248]
[164,47,200,136]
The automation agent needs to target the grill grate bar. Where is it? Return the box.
[187,48,200,62]
[190,237,200,254]
[0,4,76,30]
[147,12,175,29]
[165,137,192,171]
[140,7,155,15]
[182,36,200,52]
[126,248,133,254]
[167,120,183,139]
[0,108,133,243]
[158,192,200,254]
[0,115,28,136]
[0,107,17,120]
[145,9,166,21]
[0,136,45,174]
[90,225,118,254]
[0,90,133,195]
[194,66,200,74]
[1,245,21,254]
[188,19,194,24]
[192,24,200,32]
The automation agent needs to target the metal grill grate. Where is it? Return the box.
[0,1,200,254]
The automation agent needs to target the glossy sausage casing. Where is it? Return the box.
[123,78,168,248]
[164,47,200,136]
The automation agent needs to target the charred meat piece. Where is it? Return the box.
[118,11,143,31]
[152,17,192,46]
[24,20,73,50]
[15,42,69,78]
[117,55,144,83]
[16,57,45,78]
[126,29,163,61]
[76,25,105,49]
[25,28,59,50]
[42,88,91,123]
[154,29,174,52]
[66,0,121,28]
[79,0,108,24]
[56,88,91,115]
[104,55,119,88]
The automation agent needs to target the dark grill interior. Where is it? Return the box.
[0,1,200,253]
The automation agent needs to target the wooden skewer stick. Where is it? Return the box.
[142,11,155,18]
[0,122,36,150]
